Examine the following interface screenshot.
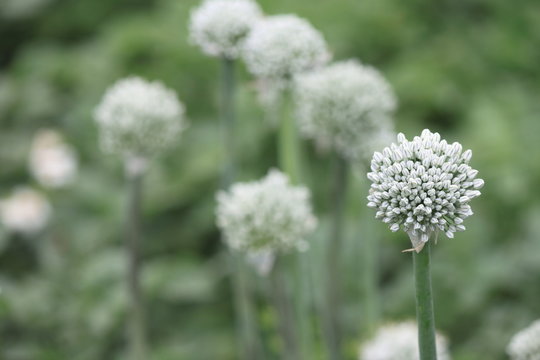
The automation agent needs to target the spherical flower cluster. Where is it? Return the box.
[189,0,263,59]
[295,60,396,162]
[94,76,186,157]
[507,320,540,360]
[29,129,77,188]
[367,129,484,252]
[0,187,51,235]
[360,321,451,360]
[216,169,317,255]
[243,15,330,79]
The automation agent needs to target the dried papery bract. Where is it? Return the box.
[367,129,484,252]
[94,76,186,360]
[29,129,77,189]
[295,60,396,163]
[507,320,540,360]
[189,0,263,59]
[360,321,451,360]
[0,187,51,235]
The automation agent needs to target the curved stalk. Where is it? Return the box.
[413,241,438,360]
[220,57,236,189]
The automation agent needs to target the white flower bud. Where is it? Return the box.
[189,0,263,59]
[366,129,483,251]
[507,319,540,360]
[359,321,451,360]
[216,169,317,254]
[0,187,51,235]
[94,76,186,157]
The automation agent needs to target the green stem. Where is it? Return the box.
[277,85,314,359]
[125,169,146,360]
[413,241,438,360]
[220,57,236,189]
[230,252,262,360]
[220,57,262,359]
[324,155,348,360]
[361,222,378,338]
[278,85,301,184]
[270,261,299,360]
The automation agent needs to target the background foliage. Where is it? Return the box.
[1,0,540,359]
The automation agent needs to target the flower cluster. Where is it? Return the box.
[29,129,77,188]
[189,0,263,59]
[295,60,396,162]
[367,129,484,252]
[243,15,330,79]
[216,169,317,255]
[94,76,186,157]
[0,187,51,235]
[360,321,451,360]
[507,320,540,360]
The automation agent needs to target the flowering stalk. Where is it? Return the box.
[270,260,300,360]
[277,86,314,359]
[220,57,236,188]
[323,155,348,360]
[125,159,147,360]
[360,214,378,338]
[413,241,437,360]
[220,57,262,360]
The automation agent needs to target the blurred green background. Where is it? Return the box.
[1,0,540,359]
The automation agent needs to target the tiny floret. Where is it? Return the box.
[366,129,484,252]
[360,321,451,360]
[295,60,396,161]
[507,319,540,360]
[94,76,186,157]
[243,15,330,79]
[29,129,77,188]
[0,187,51,235]
[189,0,263,59]
[216,169,317,254]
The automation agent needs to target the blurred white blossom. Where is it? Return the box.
[295,60,396,162]
[94,76,186,157]
[0,187,51,235]
[360,321,451,360]
[29,129,77,188]
[243,15,330,80]
[367,129,484,252]
[216,169,317,255]
[507,320,540,360]
[189,0,263,59]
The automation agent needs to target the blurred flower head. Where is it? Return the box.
[367,129,484,252]
[29,129,77,189]
[360,321,451,360]
[216,169,317,255]
[507,319,540,360]
[189,0,263,59]
[94,76,186,157]
[0,187,51,235]
[243,15,330,80]
[295,60,396,162]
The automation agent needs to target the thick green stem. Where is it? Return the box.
[125,170,146,360]
[220,57,236,189]
[323,155,348,360]
[270,261,299,360]
[413,241,438,360]
[220,57,261,359]
[278,86,301,184]
[277,85,314,359]
[230,252,261,360]
[360,223,378,338]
